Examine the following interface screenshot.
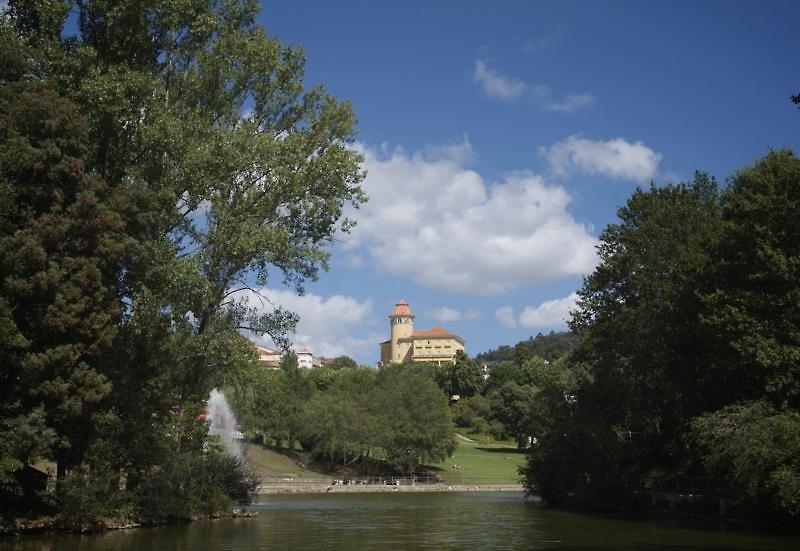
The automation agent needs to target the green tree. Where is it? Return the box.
[0,29,125,480]
[702,150,800,408]
[438,351,484,398]
[526,174,724,506]
[12,0,365,400]
[690,401,800,521]
[484,361,523,392]
[328,355,358,370]
[491,383,538,448]
[377,367,455,475]
[297,377,379,470]
[4,0,365,520]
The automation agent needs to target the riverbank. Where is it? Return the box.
[0,508,257,537]
[257,481,524,494]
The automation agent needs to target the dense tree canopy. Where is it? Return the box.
[476,331,578,364]
[523,151,800,523]
[0,0,364,523]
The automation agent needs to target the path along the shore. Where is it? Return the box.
[257,481,524,494]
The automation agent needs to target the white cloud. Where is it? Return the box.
[473,59,594,113]
[427,307,481,323]
[474,60,526,99]
[344,253,365,269]
[427,307,462,323]
[239,288,375,359]
[541,135,662,182]
[495,306,517,329]
[345,140,597,295]
[519,293,578,329]
[544,93,595,113]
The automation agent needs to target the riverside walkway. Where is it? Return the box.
[257,476,523,494]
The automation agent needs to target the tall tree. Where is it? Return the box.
[12,0,365,400]
[702,150,800,409]
[528,174,724,506]
[378,367,455,475]
[4,0,365,517]
[440,351,485,398]
[0,24,124,479]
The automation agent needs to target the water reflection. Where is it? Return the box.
[3,492,799,550]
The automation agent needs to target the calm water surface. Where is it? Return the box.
[3,492,800,550]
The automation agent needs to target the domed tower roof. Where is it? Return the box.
[390,300,414,317]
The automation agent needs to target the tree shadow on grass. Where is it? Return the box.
[475,447,524,454]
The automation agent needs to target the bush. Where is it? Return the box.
[133,448,257,521]
[690,401,800,522]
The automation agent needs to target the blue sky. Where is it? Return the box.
[247,0,800,364]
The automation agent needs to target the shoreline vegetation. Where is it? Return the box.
[2,0,799,539]
[0,507,258,537]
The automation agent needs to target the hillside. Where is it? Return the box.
[475,331,578,364]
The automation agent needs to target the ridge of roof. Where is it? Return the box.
[390,300,414,317]
[411,326,456,338]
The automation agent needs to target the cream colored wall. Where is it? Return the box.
[411,337,464,363]
[390,315,414,363]
[397,341,413,363]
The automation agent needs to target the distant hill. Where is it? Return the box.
[475,331,579,364]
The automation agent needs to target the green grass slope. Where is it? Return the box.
[243,443,327,479]
[428,437,526,485]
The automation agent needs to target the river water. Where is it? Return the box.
[3,492,799,550]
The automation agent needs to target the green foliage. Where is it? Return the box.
[523,153,800,523]
[442,351,485,398]
[327,355,358,370]
[1,0,363,524]
[0,29,124,480]
[525,174,726,507]
[134,447,257,521]
[451,395,491,427]
[490,383,538,448]
[377,367,455,475]
[231,363,454,476]
[297,369,380,470]
[0,406,54,501]
[702,150,800,407]
[308,367,337,391]
[476,331,578,364]
[690,402,800,520]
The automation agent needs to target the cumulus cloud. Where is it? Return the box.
[427,307,480,323]
[473,59,594,113]
[474,60,526,99]
[495,306,517,329]
[519,293,578,329]
[427,307,461,323]
[541,135,662,182]
[344,141,597,295]
[239,288,376,359]
[544,93,595,113]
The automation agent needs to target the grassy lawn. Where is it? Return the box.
[427,436,526,485]
[243,443,328,479]
[244,437,527,485]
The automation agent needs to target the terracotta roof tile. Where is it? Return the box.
[254,344,280,355]
[411,326,455,338]
[391,300,414,317]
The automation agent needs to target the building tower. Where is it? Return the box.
[389,300,414,363]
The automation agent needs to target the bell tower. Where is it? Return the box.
[389,300,414,363]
